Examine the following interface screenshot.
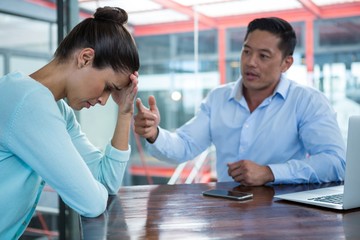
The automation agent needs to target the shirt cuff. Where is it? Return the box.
[268,163,292,184]
[147,127,166,150]
[105,142,131,162]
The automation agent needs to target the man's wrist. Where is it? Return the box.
[146,127,159,144]
[265,166,275,183]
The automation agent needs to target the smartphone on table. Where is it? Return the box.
[202,189,253,201]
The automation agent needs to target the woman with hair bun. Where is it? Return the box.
[0,7,139,239]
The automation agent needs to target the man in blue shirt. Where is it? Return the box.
[134,17,345,186]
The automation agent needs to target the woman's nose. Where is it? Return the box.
[97,91,110,106]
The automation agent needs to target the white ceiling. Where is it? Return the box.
[78,0,360,26]
[0,0,359,50]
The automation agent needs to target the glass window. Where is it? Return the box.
[141,63,170,74]
[0,55,4,76]
[169,59,217,73]
[176,30,216,55]
[0,13,56,53]
[136,35,170,61]
[228,27,247,53]
[317,17,360,47]
[10,56,48,75]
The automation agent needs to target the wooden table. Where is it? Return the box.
[81,181,360,239]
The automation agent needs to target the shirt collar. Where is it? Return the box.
[274,74,290,100]
[229,74,290,101]
[229,78,242,101]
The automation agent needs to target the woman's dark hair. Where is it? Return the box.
[244,17,296,58]
[54,6,139,73]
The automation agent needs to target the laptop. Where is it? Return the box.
[274,115,360,210]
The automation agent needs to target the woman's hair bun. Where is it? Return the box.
[93,6,128,25]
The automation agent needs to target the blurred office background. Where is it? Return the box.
[2,0,360,184]
[2,0,360,239]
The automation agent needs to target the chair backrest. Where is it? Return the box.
[167,147,215,184]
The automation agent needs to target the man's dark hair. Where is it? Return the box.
[244,17,297,58]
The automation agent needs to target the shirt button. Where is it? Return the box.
[244,124,249,128]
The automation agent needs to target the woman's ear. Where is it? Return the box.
[77,48,95,69]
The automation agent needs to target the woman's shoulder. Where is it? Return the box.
[0,72,50,100]
[0,72,60,121]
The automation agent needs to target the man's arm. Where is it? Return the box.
[269,92,346,184]
[134,95,213,164]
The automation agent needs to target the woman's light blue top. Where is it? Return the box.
[0,72,130,239]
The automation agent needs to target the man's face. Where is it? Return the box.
[240,30,293,96]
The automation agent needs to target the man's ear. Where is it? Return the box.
[77,48,95,69]
[281,55,294,73]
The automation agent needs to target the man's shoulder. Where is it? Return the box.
[288,80,323,96]
[209,81,237,95]
[285,80,330,109]
[204,82,236,105]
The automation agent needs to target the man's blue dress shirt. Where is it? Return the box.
[147,75,346,183]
